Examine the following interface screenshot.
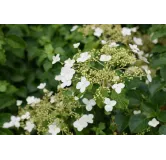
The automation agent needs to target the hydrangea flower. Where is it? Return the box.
[137,51,149,64]
[101,40,106,44]
[121,27,132,36]
[37,83,46,89]
[109,42,119,48]
[142,65,152,83]
[94,27,103,37]
[26,96,41,106]
[50,96,56,103]
[3,116,21,128]
[77,52,91,63]
[24,121,35,132]
[104,98,116,112]
[129,44,140,53]
[112,83,125,94]
[64,58,75,68]
[133,110,141,115]
[55,64,75,88]
[100,54,112,62]
[52,54,60,64]
[70,25,78,32]
[73,114,94,131]
[82,98,96,111]
[76,77,90,93]
[152,39,158,44]
[16,100,22,106]
[74,96,79,100]
[21,112,30,120]
[73,43,80,48]
[133,37,143,46]
[148,118,159,127]
[48,123,61,135]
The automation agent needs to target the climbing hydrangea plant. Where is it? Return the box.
[3,24,165,135]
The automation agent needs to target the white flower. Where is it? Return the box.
[121,27,131,36]
[74,96,79,100]
[55,65,75,88]
[129,44,140,53]
[48,123,61,135]
[104,98,116,112]
[131,27,137,32]
[142,65,152,83]
[70,25,78,32]
[73,114,94,131]
[109,42,119,48]
[37,83,46,89]
[133,110,141,115]
[64,58,75,67]
[133,37,143,46]
[48,91,53,97]
[3,116,21,128]
[16,100,22,106]
[76,77,90,93]
[148,118,159,127]
[101,40,106,44]
[50,96,56,103]
[94,27,103,37]
[24,121,35,132]
[26,96,40,106]
[100,54,112,62]
[152,39,158,44]
[52,54,60,64]
[21,112,30,120]
[112,83,125,94]
[77,52,91,63]
[82,98,96,111]
[73,43,80,48]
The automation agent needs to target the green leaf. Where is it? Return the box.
[43,59,53,71]
[159,125,166,135]
[0,95,15,109]
[129,114,148,133]
[157,111,166,122]
[115,113,129,133]
[160,66,166,81]
[111,91,129,110]
[7,35,26,49]
[0,128,13,135]
[141,102,156,118]
[0,113,11,127]
[0,81,8,92]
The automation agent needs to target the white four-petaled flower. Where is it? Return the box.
[24,121,35,132]
[77,52,91,63]
[64,58,75,68]
[129,44,140,53]
[70,25,78,32]
[3,116,21,128]
[112,83,125,94]
[37,83,46,89]
[16,100,22,106]
[52,54,60,64]
[73,43,80,48]
[100,54,112,62]
[94,27,103,37]
[148,118,159,127]
[76,77,90,93]
[82,98,96,111]
[73,114,94,131]
[133,110,141,115]
[109,42,119,48]
[133,37,143,46]
[26,96,41,106]
[48,123,61,135]
[21,112,30,120]
[104,98,116,112]
[121,27,132,36]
